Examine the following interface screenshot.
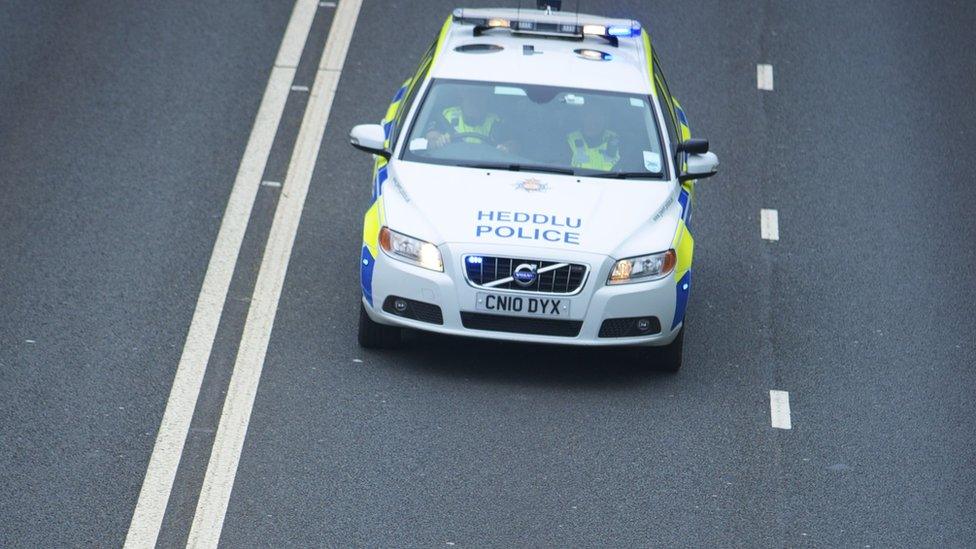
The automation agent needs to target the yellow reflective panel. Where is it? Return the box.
[641,30,656,98]
[383,78,412,122]
[383,100,401,123]
[362,196,385,258]
[671,219,694,282]
[431,15,453,66]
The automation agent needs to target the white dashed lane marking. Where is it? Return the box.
[760,208,779,241]
[770,390,792,429]
[290,84,310,92]
[757,63,774,90]
[260,180,282,188]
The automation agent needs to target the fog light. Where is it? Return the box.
[393,299,408,313]
[636,318,652,332]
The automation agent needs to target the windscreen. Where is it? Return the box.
[401,79,667,179]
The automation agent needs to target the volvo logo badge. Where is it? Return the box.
[512,263,538,286]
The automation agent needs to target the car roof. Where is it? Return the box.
[430,9,654,95]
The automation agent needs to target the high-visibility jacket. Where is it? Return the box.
[568,130,620,170]
[443,106,500,142]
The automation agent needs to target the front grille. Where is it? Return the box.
[382,296,444,325]
[460,312,583,337]
[463,255,588,294]
[598,316,662,338]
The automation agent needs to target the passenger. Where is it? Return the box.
[567,110,620,170]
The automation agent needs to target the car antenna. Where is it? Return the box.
[535,1,562,12]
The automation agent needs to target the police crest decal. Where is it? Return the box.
[514,178,548,192]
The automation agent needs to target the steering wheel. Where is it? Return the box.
[452,131,496,145]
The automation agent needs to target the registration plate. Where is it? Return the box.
[475,292,570,317]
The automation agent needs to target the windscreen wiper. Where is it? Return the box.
[580,171,664,180]
[462,162,575,176]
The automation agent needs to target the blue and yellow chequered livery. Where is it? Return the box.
[644,28,696,330]
[361,15,452,305]
[671,98,695,329]
[360,81,405,305]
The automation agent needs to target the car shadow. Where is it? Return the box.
[372,328,680,390]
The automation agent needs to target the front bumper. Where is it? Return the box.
[363,242,685,347]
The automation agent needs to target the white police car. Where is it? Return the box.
[349,4,719,371]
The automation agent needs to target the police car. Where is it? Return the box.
[348,3,719,371]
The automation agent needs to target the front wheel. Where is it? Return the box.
[358,303,402,349]
[653,328,684,373]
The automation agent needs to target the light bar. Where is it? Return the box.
[453,10,641,43]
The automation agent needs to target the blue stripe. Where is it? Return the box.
[361,246,375,306]
[376,165,388,197]
[675,106,688,126]
[677,189,689,220]
[678,188,692,229]
[392,86,407,102]
[382,121,393,140]
[672,270,691,330]
[371,165,389,200]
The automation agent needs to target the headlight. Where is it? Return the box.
[379,227,443,272]
[607,250,676,284]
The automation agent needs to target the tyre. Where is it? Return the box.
[654,327,684,373]
[358,303,402,349]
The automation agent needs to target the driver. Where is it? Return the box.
[567,110,620,171]
[425,88,502,149]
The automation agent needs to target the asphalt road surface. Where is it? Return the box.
[2,0,975,547]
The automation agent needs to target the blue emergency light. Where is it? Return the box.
[607,23,642,37]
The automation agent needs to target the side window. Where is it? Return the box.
[389,40,437,147]
[652,57,674,105]
[652,58,678,128]
[653,57,681,178]
[655,76,678,150]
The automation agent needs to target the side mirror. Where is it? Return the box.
[679,151,719,182]
[676,139,709,155]
[349,124,390,158]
